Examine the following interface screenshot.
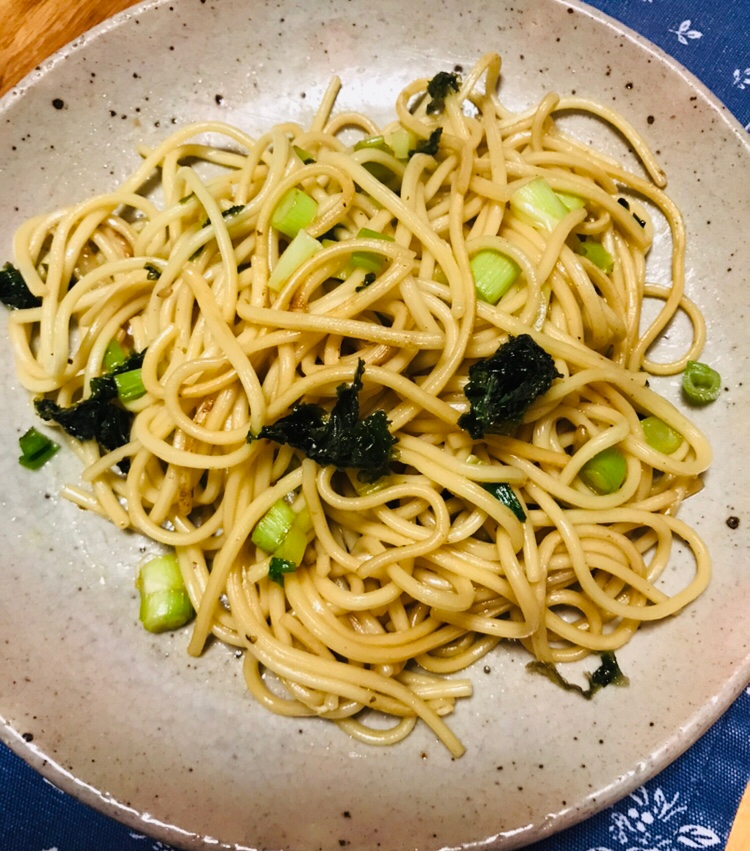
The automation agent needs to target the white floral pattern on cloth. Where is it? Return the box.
[586,787,722,850]
[594,0,750,130]
[669,19,703,45]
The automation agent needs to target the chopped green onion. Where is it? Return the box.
[293,145,315,164]
[353,139,401,191]
[353,135,394,155]
[293,506,313,534]
[19,427,54,458]
[251,498,297,553]
[354,476,390,496]
[136,554,194,633]
[482,482,526,521]
[510,177,570,232]
[358,226,393,239]
[641,416,683,454]
[470,249,521,305]
[272,521,308,565]
[268,556,297,586]
[18,426,59,470]
[432,266,448,285]
[267,229,322,292]
[351,255,386,276]
[555,191,586,212]
[352,228,395,274]
[144,263,162,281]
[269,504,312,565]
[363,162,401,192]
[575,240,614,273]
[103,339,127,370]
[384,127,417,160]
[682,361,721,405]
[114,368,146,402]
[321,238,356,280]
[579,446,627,494]
[271,188,318,239]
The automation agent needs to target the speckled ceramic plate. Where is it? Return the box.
[0,1,748,849]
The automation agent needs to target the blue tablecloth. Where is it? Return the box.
[1,1,748,849]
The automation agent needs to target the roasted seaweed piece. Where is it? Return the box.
[410,128,443,158]
[425,71,460,114]
[458,334,561,438]
[0,262,41,310]
[251,360,396,482]
[34,350,146,473]
[527,652,629,699]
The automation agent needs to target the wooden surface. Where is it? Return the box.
[0,0,140,95]
[726,780,750,851]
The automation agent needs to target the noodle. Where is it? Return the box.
[5,52,712,757]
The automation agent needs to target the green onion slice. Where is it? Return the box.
[579,446,627,494]
[251,498,297,554]
[271,188,318,239]
[362,162,402,192]
[353,135,394,155]
[136,554,194,633]
[682,361,721,405]
[641,416,683,454]
[354,477,390,496]
[354,136,401,189]
[103,339,127,370]
[555,191,586,212]
[268,229,322,292]
[114,368,146,402]
[292,145,315,164]
[293,506,313,534]
[18,426,60,470]
[510,177,570,232]
[273,522,308,565]
[351,228,395,274]
[384,127,417,160]
[321,238,357,281]
[575,240,614,273]
[470,249,521,304]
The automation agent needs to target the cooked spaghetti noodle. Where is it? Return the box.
[5,53,712,756]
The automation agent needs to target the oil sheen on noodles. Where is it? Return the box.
[7,53,711,756]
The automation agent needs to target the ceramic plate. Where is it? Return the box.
[0,1,748,848]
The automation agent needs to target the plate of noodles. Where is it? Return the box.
[0,0,748,848]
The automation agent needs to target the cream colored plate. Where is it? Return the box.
[0,1,748,848]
